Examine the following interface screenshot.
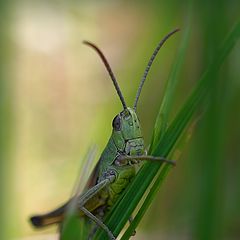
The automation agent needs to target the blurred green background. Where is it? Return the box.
[0,1,239,239]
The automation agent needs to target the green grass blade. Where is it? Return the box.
[94,21,240,240]
[121,164,172,239]
[122,20,240,240]
[121,24,190,240]
[150,25,190,149]
[61,214,89,240]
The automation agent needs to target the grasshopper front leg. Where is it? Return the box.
[77,172,116,240]
[117,155,176,165]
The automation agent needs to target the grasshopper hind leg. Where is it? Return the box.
[81,206,115,240]
[88,224,98,240]
[87,207,106,240]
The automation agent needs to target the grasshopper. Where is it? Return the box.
[30,29,179,240]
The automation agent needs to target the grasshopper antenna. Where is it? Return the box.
[133,28,180,111]
[83,41,127,109]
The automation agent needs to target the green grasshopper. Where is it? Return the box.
[30,29,179,240]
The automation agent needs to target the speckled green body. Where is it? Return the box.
[91,107,145,213]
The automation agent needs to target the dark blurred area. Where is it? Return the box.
[0,1,239,239]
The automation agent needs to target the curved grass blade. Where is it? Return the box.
[94,21,240,240]
[121,23,190,240]
[150,23,190,151]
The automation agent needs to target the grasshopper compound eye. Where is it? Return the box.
[112,115,121,131]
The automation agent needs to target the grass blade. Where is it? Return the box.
[150,25,190,149]
[95,21,240,240]
[121,24,190,239]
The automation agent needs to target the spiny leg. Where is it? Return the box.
[77,174,116,239]
[88,207,105,240]
[117,155,176,165]
[88,224,99,240]
[81,206,115,240]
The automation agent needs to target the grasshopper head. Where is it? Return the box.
[111,107,144,155]
[112,107,142,140]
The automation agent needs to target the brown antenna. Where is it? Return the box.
[133,28,180,111]
[83,41,127,109]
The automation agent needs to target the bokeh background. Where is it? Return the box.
[0,1,239,240]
